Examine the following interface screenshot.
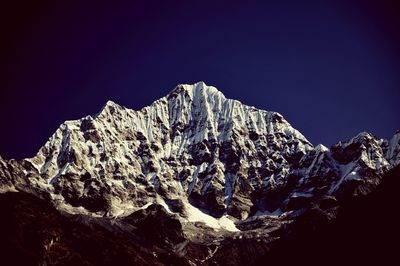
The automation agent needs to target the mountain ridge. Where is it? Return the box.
[1,81,399,229]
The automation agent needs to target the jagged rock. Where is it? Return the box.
[121,204,185,247]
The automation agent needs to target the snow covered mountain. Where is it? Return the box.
[1,82,399,225]
[0,82,399,265]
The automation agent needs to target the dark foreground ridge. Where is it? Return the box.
[260,165,400,265]
[0,192,189,266]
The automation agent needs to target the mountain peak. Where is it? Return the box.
[168,82,226,100]
[349,131,378,144]
[102,100,121,110]
[315,144,329,153]
[96,100,123,117]
[104,100,118,106]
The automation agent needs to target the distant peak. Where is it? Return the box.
[352,131,374,141]
[104,100,118,107]
[315,144,329,153]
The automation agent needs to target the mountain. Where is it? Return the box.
[0,82,399,265]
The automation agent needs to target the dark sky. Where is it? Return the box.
[1,0,399,159]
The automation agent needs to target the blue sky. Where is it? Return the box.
[1,0,399,159]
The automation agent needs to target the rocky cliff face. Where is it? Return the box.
[0,82,399,265]
[6,82,315,220]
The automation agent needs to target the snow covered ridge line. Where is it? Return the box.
[0,82,399,232]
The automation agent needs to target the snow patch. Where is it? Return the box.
[184,202,239,232]
[254,209,283,217]
[291,192,313,198]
